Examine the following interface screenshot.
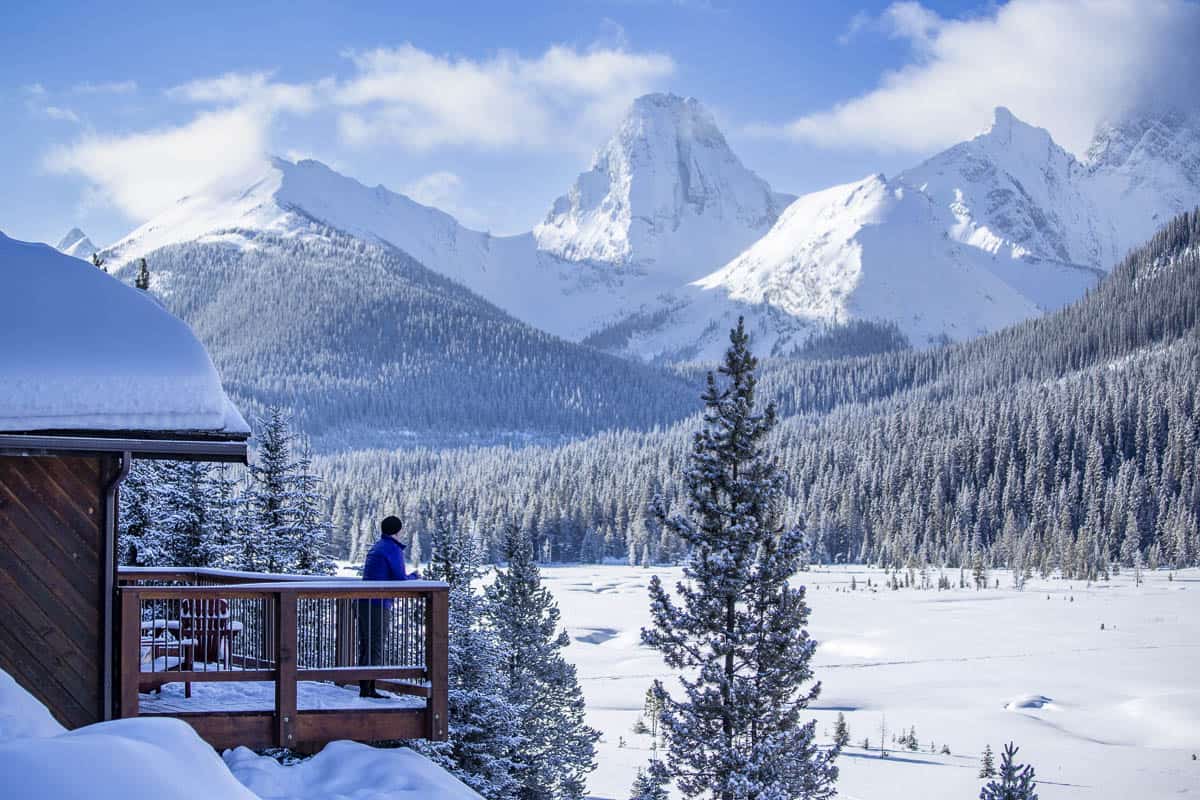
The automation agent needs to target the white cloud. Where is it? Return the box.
[42,42,674,222]
[42,106,80,123]
[44,106,270,219]
[334,43,674,151]
[776,0,1200,156]
[167,70,319,113]
[72,80,138,94]
[401,170,487,228]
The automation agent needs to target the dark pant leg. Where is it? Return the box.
[356,600,385,693]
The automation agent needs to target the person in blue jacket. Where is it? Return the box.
[357,515,419,698]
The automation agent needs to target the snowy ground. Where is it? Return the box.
[0,670,478,800]
[538,565,1200,800]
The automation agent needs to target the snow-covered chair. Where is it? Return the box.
[179,599,243,666]
[139,620,196,694]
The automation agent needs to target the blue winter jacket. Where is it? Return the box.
[362,536,412,605]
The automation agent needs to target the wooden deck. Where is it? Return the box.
[118,568,448,750]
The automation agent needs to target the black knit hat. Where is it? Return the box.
[381,516,403,537]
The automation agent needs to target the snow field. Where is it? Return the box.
[538,565,1200,800]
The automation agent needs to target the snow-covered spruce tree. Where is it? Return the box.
[247,407,334,574]
[979,743,1038,800]
[290,442,336,575]
[485,523,599,800]
[154,461,212,567]
[247,408,296,572]
[200,464,246,569]
[833,713,850,751]
[628,759,671,800]
[417,502,523,800]
[641,318,839,800]
[980,744,996,778]
[117,460,157,566]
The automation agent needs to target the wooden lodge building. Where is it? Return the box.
[0,233,447,750]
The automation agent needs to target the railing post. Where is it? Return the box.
[275,591,298,749]
[424,589,448,740]
[334,598,354,668]
[119,588,140,718]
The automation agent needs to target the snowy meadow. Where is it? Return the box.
[539,565,1200,800]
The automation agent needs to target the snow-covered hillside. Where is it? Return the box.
[686,174,1063,353]
[55,227,96,260]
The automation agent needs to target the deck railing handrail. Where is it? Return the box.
[128,582,446,599]
[118,566,356,585]
[118,569,449,749]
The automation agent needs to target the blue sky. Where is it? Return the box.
[3,0,1195,246]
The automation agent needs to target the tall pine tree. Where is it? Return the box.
[247,408,334,574]
[418,502,523,800]
[485,523,599,800]
[642,318,839,800]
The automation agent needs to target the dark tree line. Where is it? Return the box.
[317,210,1200,578]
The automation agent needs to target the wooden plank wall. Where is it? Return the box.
[0,454,113,729]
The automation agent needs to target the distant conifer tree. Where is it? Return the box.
[980,744,997,778]
[980,743,1038,800]
[135,257,150,290]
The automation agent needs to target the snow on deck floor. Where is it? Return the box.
[140,681,426,713]
[538,565,1200,800]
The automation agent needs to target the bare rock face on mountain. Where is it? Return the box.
[1084,108,1200,266]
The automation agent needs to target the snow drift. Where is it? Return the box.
[0,665,481,800]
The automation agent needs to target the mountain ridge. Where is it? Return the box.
[90,96,1200,364]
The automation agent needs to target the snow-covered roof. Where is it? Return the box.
[0,232,249,437]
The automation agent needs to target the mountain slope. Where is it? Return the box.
[100,99,1199,368]
[105,94,793,348]
[110,221,698,449]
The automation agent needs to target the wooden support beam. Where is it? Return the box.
[425,590,448,741]
[295,708,426,745]
[119,589,139,719]
[275,591,297,748]
[334,598,354,667]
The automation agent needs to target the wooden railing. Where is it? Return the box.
[117,568,448,750]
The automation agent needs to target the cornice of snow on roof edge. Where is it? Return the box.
[0,431,248,463]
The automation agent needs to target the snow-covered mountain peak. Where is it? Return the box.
[55,227,97,260]
[899,106,1090,265]
[534,93,791,280]
[980,106,1060,154]
[1085,108,1200,184]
